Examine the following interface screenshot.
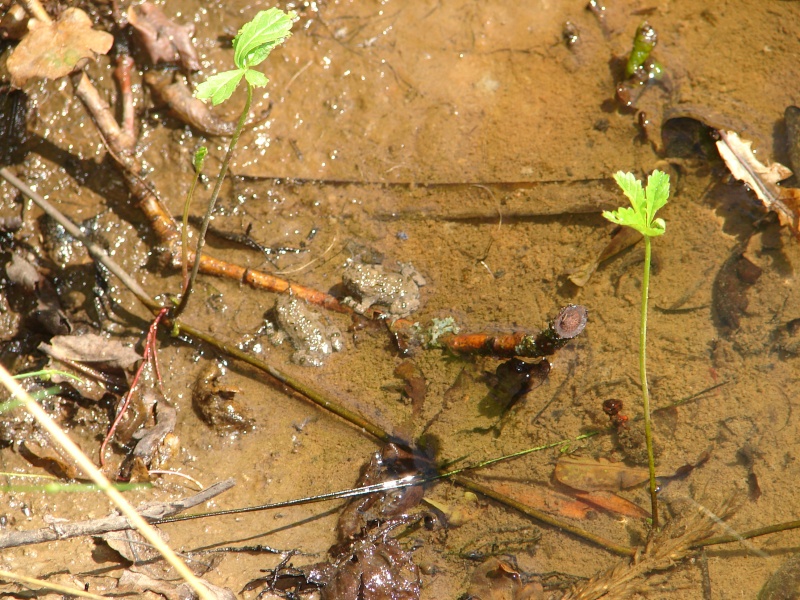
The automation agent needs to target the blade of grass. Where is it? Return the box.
[0,569,107,599]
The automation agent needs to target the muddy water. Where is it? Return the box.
[2,0,800,598]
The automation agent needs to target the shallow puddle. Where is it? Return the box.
[2,1,800,598]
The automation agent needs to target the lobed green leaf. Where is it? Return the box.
[244,68,269,88]
[233,8,295,69]
[605,170,669,237]
[645,169,670,217]
[195,69,245,106]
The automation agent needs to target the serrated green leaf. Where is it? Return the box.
[606,170,669,238]
[244,68,269,88]
[193,146,208,172]
[195,69,245,106]
[233,8,295,69]
[613,171,645,212]
[645,169,670,216]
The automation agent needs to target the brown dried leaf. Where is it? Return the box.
[568,226,641,287]
[716,129,800,234]
[128,3,200,71]
[7,8,113,88]
[5,252,42,290]
[394,359,427,415]
[573,490,650,519]
[486,481,593,520]
[39,333,141,369]
[554,456,650,492]
[20,440,79,479]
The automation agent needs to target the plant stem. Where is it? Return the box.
[173,82,253,320]
[181,164,203,293]
[641,235,659,527]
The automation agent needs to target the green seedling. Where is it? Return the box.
[603,169,670,528]
[173,8,294,319]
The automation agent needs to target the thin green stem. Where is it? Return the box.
[173,82,254,320]
[641,235,659,527]
[180,165,203,294]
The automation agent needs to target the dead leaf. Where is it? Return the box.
[554,456,650,492]
[394,359,427,415]
[485,481,594,520]
[716,129,800,234]
[177,580,236,600]
[5,252,41,290]
[573,490,650,519]
[39,333,141,369]
[128,3,200,71]
[568,226,642,287]
[132,401,177,466]
[20,440,79,479]
[7,8,113,88]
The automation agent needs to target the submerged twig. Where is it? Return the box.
[434,305,588,358]
[0,479,234,550]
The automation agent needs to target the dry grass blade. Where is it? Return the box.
[561,498,737,600]
[0,364,216,600]
[0,568,108,599]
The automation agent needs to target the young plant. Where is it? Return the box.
[602,169,670,528]
[173,8,294,319]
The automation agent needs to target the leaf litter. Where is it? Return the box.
[716,129,800,234]
[6,8,112,87]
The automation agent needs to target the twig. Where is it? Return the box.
[434,305,588,358]
[113,54,136,141]
[18,0,50,23]
[0,365,216,600]
[0,479,234,549]
[693,518,800,548]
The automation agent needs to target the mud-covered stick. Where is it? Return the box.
[437,304,588,358]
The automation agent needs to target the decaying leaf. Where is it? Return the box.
[39,333,141,369]
[7,252,71,334]
[568,226,642,287]
[5,252,41,290]
[394,359,427,415]
[484,481,594,520]
[132,401,177,467]
[20,440,79,479]
[554,456,650,492]
[573,490,650,519]
[128,3,200,71]
[716,130,800,234]
[7,8,113,88]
